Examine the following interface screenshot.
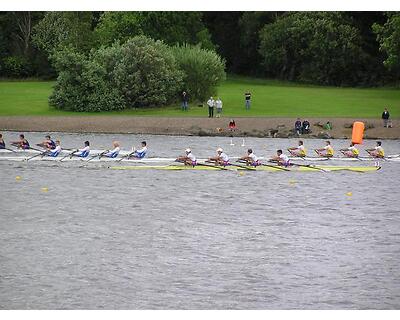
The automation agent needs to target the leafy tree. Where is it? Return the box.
[95,12,215,50]
[172,44,226,101]
[259,12,371,86]
[373,13,400,74]
[32,12,95,56]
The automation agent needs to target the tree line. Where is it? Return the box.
[0,12,398,110]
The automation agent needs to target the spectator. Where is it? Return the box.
[229,119,236,131]
[215,97,223,118]
[294,118,302,135]
[244,91,251,110]
[207,96,215,118]
[181,91,189,111]
[302,119,310,134]
[323,121,333,130]
[382,108,391,128]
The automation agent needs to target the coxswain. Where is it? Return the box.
[129,141,148,159]
[271,149,290,167]
[176,148,197,166]
[0,133,5,149]
[208,147,230,166]
[75,141,90,158]
[38,135,56,149]
[366,141,385,158]
[47,140,62,157]
[288,140,307,157]
[340,143,359,158]
[315,141,334,157]
[104,141,121,158]
[11,134,30,149]
[239,148,261,166]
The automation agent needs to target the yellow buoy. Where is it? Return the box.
[41,187,49,192]
[346,192,352,197]
[238,172,245,176]
[15,176,22,181]
[289,179,297,185]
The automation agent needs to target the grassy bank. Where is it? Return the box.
[0,77,399,117]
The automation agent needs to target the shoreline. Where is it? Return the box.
[0,116,399,139]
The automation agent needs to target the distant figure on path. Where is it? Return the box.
[302,120,310,134]
[207,97,215,118]
[181,91,189,111]
[323,121,333,130]
[382,108,391,128]
[294,118,302,135]
[215,97,223,117]
[244,91,251,110]
[229,119,236,131]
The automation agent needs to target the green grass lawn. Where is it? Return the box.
[0,76,399,117]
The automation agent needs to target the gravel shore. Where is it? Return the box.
[0,116,399,139]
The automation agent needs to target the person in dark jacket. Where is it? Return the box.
[302,120,310,134]
[294,118,302,135]
[382,108,391,128]
[181,91,189,111]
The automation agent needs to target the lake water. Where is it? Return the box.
[1,132,400,309]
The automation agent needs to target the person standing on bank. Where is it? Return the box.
[207,96,215,118]
[215,97,223,118]
[244,91,251,110]
[382,108,390,128]
[181,91,189,111]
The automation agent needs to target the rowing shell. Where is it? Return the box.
[110,165,381,172]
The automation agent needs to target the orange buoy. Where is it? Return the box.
[352,121,364,145]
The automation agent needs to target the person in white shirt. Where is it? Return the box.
[288,140,307,157]
[129,141,148,159]
[366,141,385,158]
[105,141,121,158]
[240,148,261,166]
[215,97,223,118]
[271,149,290,166]
[340,143,359,158]
[76,141,90,158]
[47,140,62,157]
[176,148,197,166]
[208,147,230,166]
[207,97,215,118]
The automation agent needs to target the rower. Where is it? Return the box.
[315,141,334,157]
[11,134,30,149]
[366,141,385,158]
[271,149,290,167]
[239,148,261,166]
[38,135,56,149]
[340,142,359,158]
[176,148,197,166]
[288,140,307,157]
[0,133,5,149]
[76,141,90,158]
[47,140,62,157]
[129,141,147,159]
[104,141,121,158]
[208,147,230,166]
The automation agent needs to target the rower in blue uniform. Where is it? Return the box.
[104,141,120,158]
[11,134,30,149]
[47,140,62,157]
[73,141,90,158]
[0,133,5,149]
[129,141,147,159]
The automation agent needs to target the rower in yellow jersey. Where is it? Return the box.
[366,141,385,158]
[288,140,306,157]
[340,142,359,158]
[315,140,334,157]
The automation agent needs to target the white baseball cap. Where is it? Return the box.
[217,148,223,152]
[185,148,191,153]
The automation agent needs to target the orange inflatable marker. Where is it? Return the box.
[352,121,364,144]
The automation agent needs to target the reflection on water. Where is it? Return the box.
[1,132,400,309]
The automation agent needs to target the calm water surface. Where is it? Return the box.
[1,132,400,309]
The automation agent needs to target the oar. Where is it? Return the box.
[116,151,135,162]
[86,150,108,162]
[3,147,17,153]
[290,162,329,172]
[26,150,48,161]
[197,162,233,171]
[288,148,306,161]
[11,143,42,153]
[261,162,291,172]
[59,149,79,162]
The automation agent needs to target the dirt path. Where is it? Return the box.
[0,116,399,139]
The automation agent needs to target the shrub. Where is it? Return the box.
[2,56,34,77]
[172,44,226,102]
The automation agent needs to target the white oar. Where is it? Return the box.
[26,150,48,161]
[86,150,108,162]
[59,149,79,162]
